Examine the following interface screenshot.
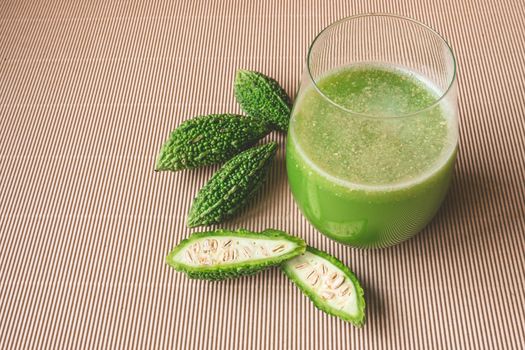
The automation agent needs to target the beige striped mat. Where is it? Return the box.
[1,0,524,348]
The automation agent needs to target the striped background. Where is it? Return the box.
[1,0,524,348]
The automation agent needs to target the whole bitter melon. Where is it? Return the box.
[155,114,270,171]
[187,142,277,227]
[281,247,366,327]
[166,229,307,280]
[234,70,292,132]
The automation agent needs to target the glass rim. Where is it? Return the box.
[306,13,457,119]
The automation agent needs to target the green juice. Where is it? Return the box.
[287,64,457,248]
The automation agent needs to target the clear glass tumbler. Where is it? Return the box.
[286,14,457,248]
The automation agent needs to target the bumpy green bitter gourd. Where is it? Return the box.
[187,142,277,227]
[155,114,270,171]
[234,70,292,132]
[166,229,307,280]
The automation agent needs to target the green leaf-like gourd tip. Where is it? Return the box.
[166,228,307,280]
[281,247,366,327]
[155,114,270,171]
[234,69,292,132]
[187,142,277,227]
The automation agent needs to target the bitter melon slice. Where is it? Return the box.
[166,229,307,280]
[281,247,366,327]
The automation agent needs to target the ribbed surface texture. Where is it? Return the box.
[1,0,524,349]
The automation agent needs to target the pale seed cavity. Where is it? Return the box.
[299,261,352,307]
[184,238,290,266]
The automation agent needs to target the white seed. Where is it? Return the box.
[242,247,252,258]
[320,291,335,300]
[329,272,339,281]
[259,246,269,257]
[319,264,328,275]
[210,239,218,252]
[199,256,211,265]
[295,263,309,270]
[307,270,320,286]
[223,240,233,248]
[232,248,238,261]
[331,276,345,289]
[222,250,231,262]
[272,244,286,253]
[185,250,194,263]
[203,239,211,252]
[192,243,200,254]
[312,276,320,286]
[339,286,351,296]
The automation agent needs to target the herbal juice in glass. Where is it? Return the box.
[287,15,457,248]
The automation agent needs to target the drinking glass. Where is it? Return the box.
[286,14,457,248]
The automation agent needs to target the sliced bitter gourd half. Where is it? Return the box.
[281,247,366,327]
[166,229,306,280]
